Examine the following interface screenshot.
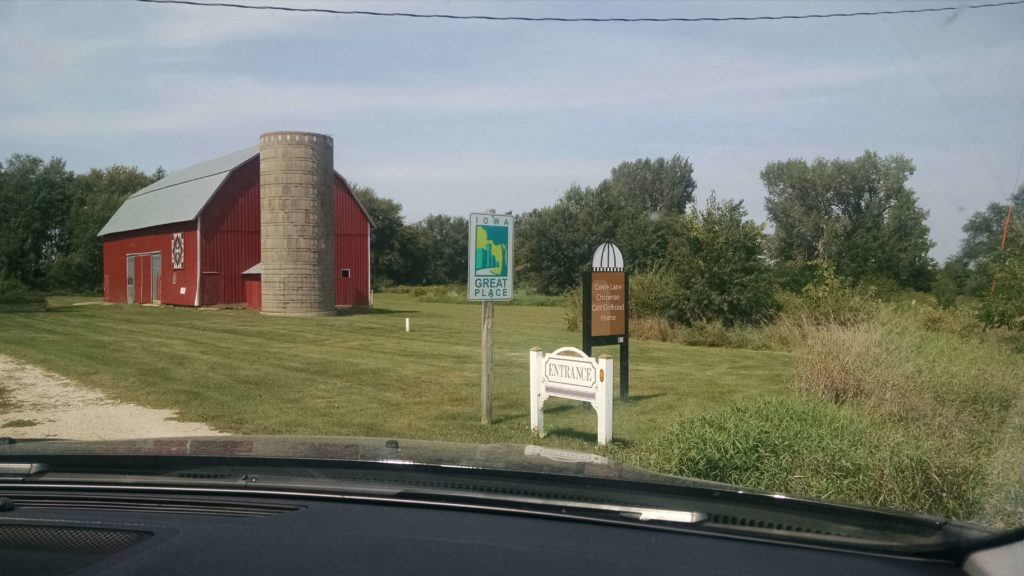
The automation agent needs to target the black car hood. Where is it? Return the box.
[0,435,987,537]
[0,435,729,486]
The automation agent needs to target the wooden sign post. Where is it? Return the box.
[468,209,514,424]
[582,243,629,400]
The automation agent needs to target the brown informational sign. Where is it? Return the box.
[590,271,626,337]
[583,242,629,401]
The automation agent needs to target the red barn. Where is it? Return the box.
[99,146,372,309]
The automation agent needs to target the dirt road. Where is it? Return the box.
[0,354,224,440]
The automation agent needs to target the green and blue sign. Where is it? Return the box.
[468,212,514,301]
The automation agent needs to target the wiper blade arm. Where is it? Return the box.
[0,462,49,479]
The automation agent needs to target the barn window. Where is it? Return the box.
[340,269,351,278]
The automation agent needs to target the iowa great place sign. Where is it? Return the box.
[467,212,514,301]
[530,347,613,445]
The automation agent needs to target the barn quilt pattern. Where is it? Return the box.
[171,233,185,270]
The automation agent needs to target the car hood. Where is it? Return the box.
[2,434,1004,553]
[0,435,734,489]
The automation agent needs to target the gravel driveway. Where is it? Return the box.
[0,354,224,440]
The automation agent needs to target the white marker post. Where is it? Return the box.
[530,347,614,445]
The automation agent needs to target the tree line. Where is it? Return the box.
[0,154,163,294]
[2,150,1021,328]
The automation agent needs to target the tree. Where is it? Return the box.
[518,155,697,294]
[602,155,696,215]
[352,184,405,287]
[516,185,619,294]
[393,224,432,285]
[0,154,74,290]
[48,165,158,293]
[664,196,776,325]
[947,185,1024,296]
[978,247,1024,331]
[761,151,935,291]
[415,214,468,285]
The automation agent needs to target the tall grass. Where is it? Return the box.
[632,303,1024,527]
[795,308,1022,435]
[623,398,979,520]
[789,308,1024,527]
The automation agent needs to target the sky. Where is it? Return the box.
[1,0,1022,260]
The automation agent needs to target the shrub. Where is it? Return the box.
[856,275,906,301]
[0,274,47,312]
[630,316,675,342]
[781,261,877,326]
[663,197,779,326]
[673,320,731,348]
[978,250,1024,331]
[626,398,979,520]
[563,286,583,332]
[771,259,818,293]
[932,271,959,310]
[629,266,674,318]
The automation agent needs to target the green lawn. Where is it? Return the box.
[0,295,792,451]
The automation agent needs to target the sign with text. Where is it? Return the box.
[467,212,514,301]
[590,271,626,337]
[530,346,613,445]
[583,243,630,401]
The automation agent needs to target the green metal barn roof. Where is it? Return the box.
[98,146,260,236]
[99,144,375,237]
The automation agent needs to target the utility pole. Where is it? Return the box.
[991,205,1013,294]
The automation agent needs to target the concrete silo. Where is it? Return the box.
[259,131,336,315]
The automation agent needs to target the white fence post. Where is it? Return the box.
[529,347,544,436]
[596,355,614,446]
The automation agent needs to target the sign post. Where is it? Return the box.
[468,210,514,424]
[582,243,629,400]
[530,347,614,445]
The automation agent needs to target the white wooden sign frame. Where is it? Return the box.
[529,346,614,445]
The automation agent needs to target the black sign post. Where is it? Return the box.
[582,243,629,401]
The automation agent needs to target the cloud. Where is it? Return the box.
[0,51,915,141]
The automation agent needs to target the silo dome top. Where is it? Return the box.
[260,131,334,146]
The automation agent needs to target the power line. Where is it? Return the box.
[134,0,1024,23]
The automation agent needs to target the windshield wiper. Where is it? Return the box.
[0,462,49,479]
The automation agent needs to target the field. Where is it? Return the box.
[0,295,791,450]
[2,294,1021,528]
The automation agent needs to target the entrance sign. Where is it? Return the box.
[530,347,613,445]
[468,212,514,301]
[583,243,630,400]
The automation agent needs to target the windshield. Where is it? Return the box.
[0,0,1022,545]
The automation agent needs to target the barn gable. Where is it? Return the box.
[98,146,259,237]
[99,146,372,237]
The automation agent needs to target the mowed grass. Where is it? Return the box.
[0,295,792,452]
